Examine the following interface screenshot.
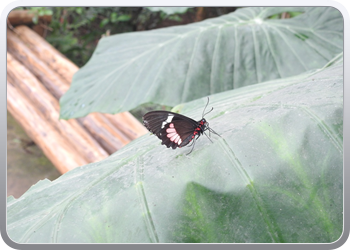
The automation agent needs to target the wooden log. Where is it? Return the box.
[77,111,148,154]
[78,113,130,154]
[7,10,52,26]
[14,25,79,83]
[11,26,148,140]
[104,113,148,140]
[7,29,68,99]
[7,52,109,164]
[7,81,87,173]
[7,29,131,153]
[195,7,205,22]
[9,26,148,157]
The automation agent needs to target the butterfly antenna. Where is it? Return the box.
[202,97,214,118]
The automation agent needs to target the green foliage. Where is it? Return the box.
[44,7,138,67]
[7,59,343,243]
[145,7,195,22]
[146,7,194,15]
[13,7,235,67]
[30,7,53,24]
[59,7,343,119]
[13,7,53,24]
[268,11,303,19]
[99,12,132,28]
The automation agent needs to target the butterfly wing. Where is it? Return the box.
[143,111,198,149]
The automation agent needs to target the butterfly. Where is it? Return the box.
[142,97,220,155]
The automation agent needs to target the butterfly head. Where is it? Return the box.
[199,118,208,131]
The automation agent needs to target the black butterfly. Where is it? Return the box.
[142,97,220,155]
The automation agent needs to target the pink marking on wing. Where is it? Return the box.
[166,123,182,144]
[166,128,176,133]
[170,133,178,141]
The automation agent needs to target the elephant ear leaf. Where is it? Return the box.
[59,7,343,119]
[7,58,343,243]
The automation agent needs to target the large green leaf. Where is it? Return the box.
[7,58,343,243]
[59,7,343,119]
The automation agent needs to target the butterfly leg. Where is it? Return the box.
[203,131,214,143]
[187,139,195,147]
[208,127,221,137]
[186,139,196,155]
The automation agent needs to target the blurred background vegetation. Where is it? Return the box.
[14,7,238,67]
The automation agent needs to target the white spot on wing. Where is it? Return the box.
[166,114,174,123]
[161,114,174,128]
